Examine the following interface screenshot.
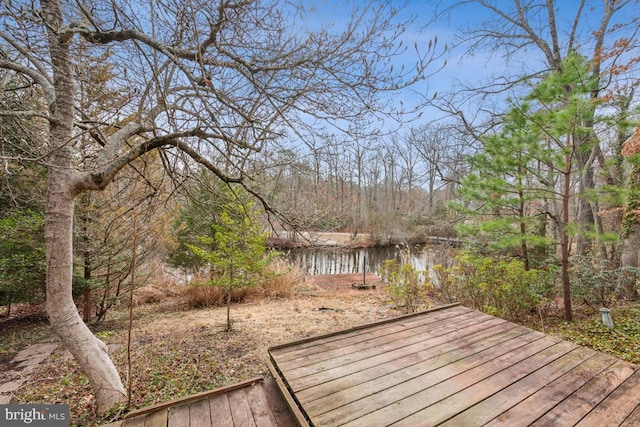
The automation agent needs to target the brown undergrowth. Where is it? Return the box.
[3,273,639,426]
[10,280,397,426]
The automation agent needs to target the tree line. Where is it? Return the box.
[0,0,639,416]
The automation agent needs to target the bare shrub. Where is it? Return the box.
[182,281,250,309]
[127,277,180,306]
[180,258,302,308]
[379,259,432,314]
[258,258,303,298]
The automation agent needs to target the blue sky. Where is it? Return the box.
[300,0,516,126]
[302,0,640,129]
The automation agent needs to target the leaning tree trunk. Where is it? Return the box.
[45,171,126,414]
[42,0,126,413]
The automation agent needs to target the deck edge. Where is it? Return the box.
[267,358,310,427]
[122,376,264,419]
[267,303,462,353]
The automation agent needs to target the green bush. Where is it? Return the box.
[0,211,46,314]
[570,254,640,308]
[433,251,556,321]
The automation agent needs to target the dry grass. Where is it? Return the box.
[259,258,303,297]
[181,282,246,308]
[180,259,302,308]
[11,280,394,426]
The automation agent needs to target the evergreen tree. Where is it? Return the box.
[527,53,602,321]
[0,211,46,316]
[166,171,228,275]
[187,193,269,331]
[456,53,607,321]
[455,104,551,269]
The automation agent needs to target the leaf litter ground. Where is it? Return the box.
[6,281,397,426]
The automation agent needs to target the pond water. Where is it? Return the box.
[285,244,454,277]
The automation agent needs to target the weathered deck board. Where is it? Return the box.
[289,315,510,392]
[621,403,640,426]
[143,409,168,427]
[167,403,189,427]
[189,397,212,426]
[301,328,543,417]
[243,381,279,426]
[227,389,256,427]
[207,391,231,426]
[339,340,574,426]
[279,312,495,380]
[113,376,297,427]
[440,347,598,426]
[269,305,640,427]
[483,352,619,426]
[530,359,637,427]
[313,334,557,425]
[262,376,299,426]
[576,368,640,426]
[295,321,524,403]
[270,304,467,359]
[272,306,480,368]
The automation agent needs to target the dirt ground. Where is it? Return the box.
[136,277,393,348]
[2,275,401,425]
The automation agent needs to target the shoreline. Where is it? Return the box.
[267,231,460,249]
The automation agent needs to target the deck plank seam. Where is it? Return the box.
[273,309,481,362]
[276,315,503,372]
[291,325,535,395]
[268,303,462,356]
[302,334,555,421]
[441,349,601,426]
[281,322,540,382]
[295,328,546,405]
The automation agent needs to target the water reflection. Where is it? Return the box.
[286,244,449,276]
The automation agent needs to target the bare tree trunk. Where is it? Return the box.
[575,148,597,255]
[620,162,640,300]
[561,149,573,321]
[42,0,126,413]
[620,224,640,300]
[82,206,92,322]
[45,173,126,413]
[518,184,530,271]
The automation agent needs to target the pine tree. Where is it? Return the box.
[187,193,269,331]
[455,104,551,270]
[456,53,606,321]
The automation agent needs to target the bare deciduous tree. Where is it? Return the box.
[0,0,441,413]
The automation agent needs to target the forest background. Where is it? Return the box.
[1,0,640,422]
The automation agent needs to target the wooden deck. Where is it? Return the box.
[269,304,640,426]
[105,377,297,427]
